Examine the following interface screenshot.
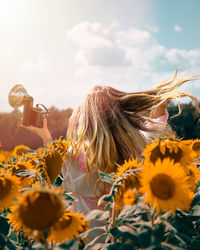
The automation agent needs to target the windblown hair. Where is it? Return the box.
[67,69,200,174]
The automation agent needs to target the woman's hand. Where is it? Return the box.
[150,99,170,119]
[22,118,52,144]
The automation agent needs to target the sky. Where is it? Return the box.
[0,0,200,112]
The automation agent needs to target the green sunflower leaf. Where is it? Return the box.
[98,171,114,184]
[84,210,109,221]
[15,169,37,178]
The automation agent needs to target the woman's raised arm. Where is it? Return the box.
[22,118,52,144]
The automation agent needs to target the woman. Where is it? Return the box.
[25,69,200,215]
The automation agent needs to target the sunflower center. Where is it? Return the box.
[0,178,12,199]
[150,144,183,164]
[54,216,72,230]
[150,173,175,200]
[18,191,63,230]
[192,142,200,152]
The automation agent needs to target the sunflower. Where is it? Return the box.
[0,150,12,163]
[9,188,64,239]
[41,137,69,159]
[41,150,63,183]
[123,189,136,206]
[114,160,141,211]
[0,176,20,210]
[12,145,30,157]
[115,177,139,211]
[47,210,89,244]
[140,158,194,213]
[9,161,37,188]
[7,206,23,232]
[116,158,141,177]
[191,139,200,157]
[143,138,195,171]
[186,163,200,191]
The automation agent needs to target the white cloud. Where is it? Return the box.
[67,20,200,97]
[19,55,52,72]
[166,48,200,66]
[67,21,113,50]
[173,24,182,32]
[1,20,200,113]
[146,24,159,33]
[0,50,72,112]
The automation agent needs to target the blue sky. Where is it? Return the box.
[0,0,200,112]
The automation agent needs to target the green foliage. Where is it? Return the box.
[0,216,10,236]
[15,169,37,178]
[168,102,200,139]
[79,168,200,250]
[1,104,200,249]
[98,171,114,184]
[0,215,21,250]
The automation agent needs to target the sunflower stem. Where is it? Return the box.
[150,206,155,228]
[111,202,116,243]
[44,241,48,250]
[17,231,20,244]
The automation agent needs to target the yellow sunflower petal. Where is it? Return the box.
[140,158,194,213]
[10,187,65,239]
[9,161,37,188]
[114,170,141,211]
[123,189,136,206]
[47,211,89,244]
[159,141,166,155]
[116,158,140,177]
[143,138,195,169]
[12,145,30,157]
[0,176,20,210]
[173,143,179,154]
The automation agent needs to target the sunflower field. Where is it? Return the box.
[0,136,200,249]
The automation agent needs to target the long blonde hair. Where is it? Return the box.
[67,69,200,174]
